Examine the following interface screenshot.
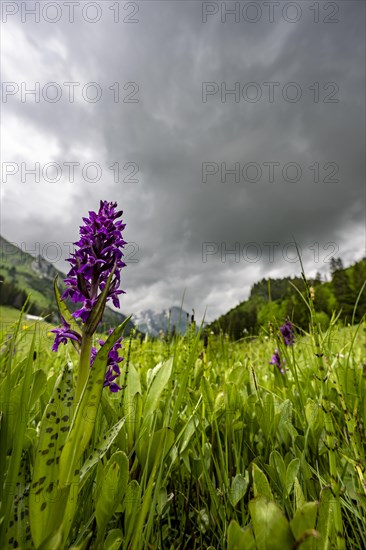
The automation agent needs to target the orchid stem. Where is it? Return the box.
[75,327,93,402]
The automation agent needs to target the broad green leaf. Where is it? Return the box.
[290,502,319,549]
[249,497,294,550]
[104,529,123,550]
[214,391,225,415]
[29,364,76,548]
[316,487,334,550]
[125,361,141,398]
[95,451,129,541]
[142,358,173,424]
[227,520,256,550]
[294,477,306,510]
[5,451,32,549]
[124,362,142,449]
[156,486,171,516]
[28,368,47,410]
[252,463,273,500]
[179,416,198,454]
[229,474,248,507]
[123,480,140,516]
[285,458,300,497]
[269,451,286,493]
[226,364,246,385]
[79,416,126,489]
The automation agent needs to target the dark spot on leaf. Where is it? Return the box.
[40,502,47,511]
[46,458,55,466]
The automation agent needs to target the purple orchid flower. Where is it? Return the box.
[270,349,285,374]
[280,319,295,346]
[51,317,82,351]
[62,200,126,323]
[51,201,127,393]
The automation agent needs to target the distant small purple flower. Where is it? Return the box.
[62,200,126,323]
[51,318,82,352]
[90,329,124,392]
[280,319,295,346]
[270,349,285,374]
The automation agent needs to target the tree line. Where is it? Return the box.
[209,257,366,339]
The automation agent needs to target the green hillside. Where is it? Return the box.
[209,257,366,339]
[0,235,136,334]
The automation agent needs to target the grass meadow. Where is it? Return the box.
[0,303,365,549]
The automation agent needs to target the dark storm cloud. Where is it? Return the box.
[1,1,365,320]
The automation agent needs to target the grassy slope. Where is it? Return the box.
[0,236,136,333]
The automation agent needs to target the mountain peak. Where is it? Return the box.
[132,306,192,337]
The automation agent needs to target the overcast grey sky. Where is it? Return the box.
[1,0,365,321]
